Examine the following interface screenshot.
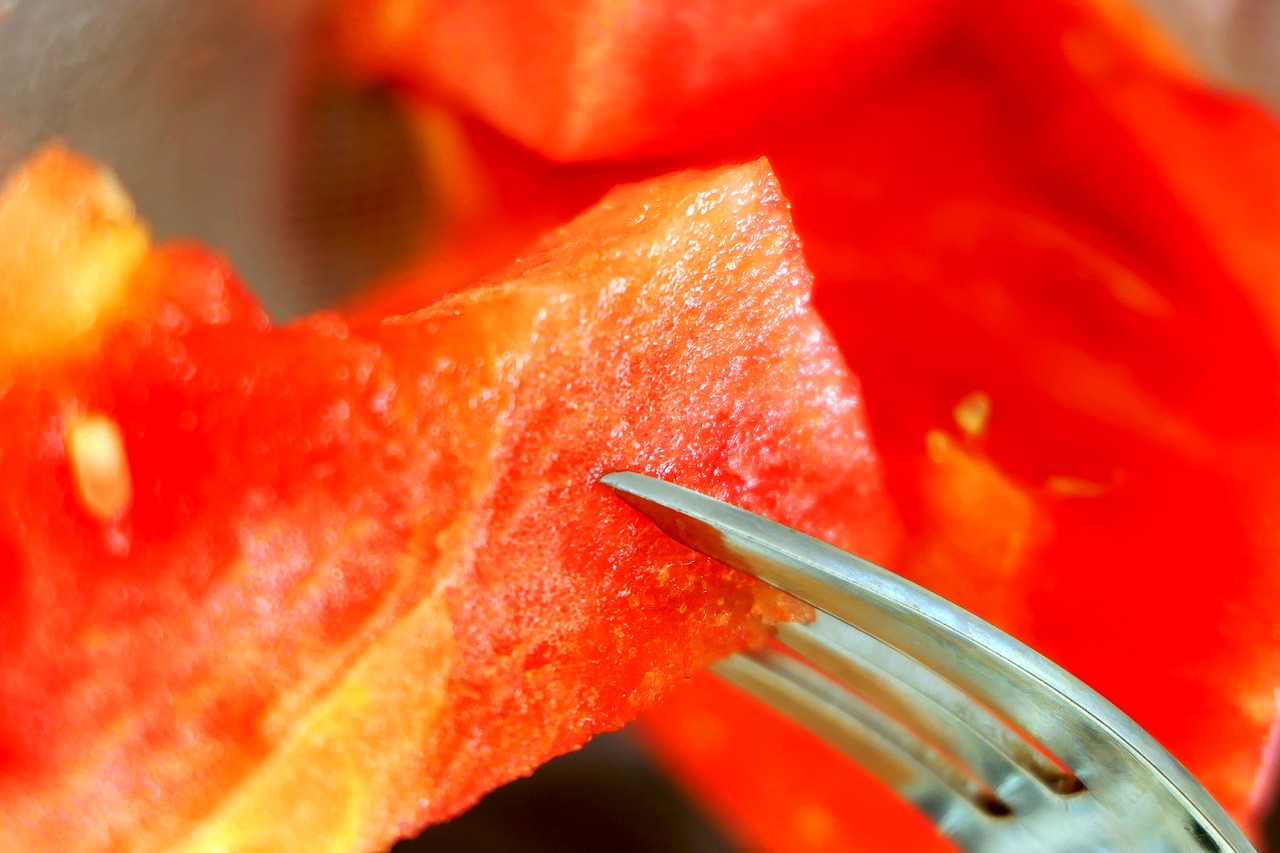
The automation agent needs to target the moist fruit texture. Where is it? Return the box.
[333,0,1280,848]
[0,150,898,852]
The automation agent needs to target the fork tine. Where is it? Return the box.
[600,471,1255,853]
[777,615,1065,813]
[711,649,997,834]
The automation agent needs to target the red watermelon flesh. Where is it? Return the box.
[965,0,1280,358]
[0,151,900,852]
[325,0,957,161]
[769,35,1280,825]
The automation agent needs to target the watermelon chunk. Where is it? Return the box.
[644,13,1280,850]
[0,150,898,851]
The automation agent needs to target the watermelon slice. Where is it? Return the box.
[0,148,899,851]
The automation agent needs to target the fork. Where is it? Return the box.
[600,471,1258,853]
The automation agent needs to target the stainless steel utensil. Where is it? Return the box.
[601,470,1257,853]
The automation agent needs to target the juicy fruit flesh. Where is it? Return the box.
[0,152,898,852]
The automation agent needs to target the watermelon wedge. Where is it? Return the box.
[0,149,899,852]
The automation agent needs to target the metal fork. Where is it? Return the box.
[600,471,1257,853]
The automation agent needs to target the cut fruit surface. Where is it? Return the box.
[0,150,898,852]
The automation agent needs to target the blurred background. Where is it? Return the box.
[0,0,1277,321]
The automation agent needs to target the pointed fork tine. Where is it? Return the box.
[600,471,1255,853]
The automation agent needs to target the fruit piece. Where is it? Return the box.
[326,0,956,161]
[0,150,899,851]
[946,0,1280,817]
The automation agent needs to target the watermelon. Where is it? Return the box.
[332,0,1280,848]
[0,149,899,851]
[324,0,956,161]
